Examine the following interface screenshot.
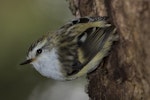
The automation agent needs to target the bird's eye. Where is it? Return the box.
[36,49,42,55]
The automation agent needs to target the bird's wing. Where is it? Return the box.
[77,25,116,65]
[56,17,116,76]
[67,26,117,80]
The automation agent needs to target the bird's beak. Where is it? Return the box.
[20,59,33,65]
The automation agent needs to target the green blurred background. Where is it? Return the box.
[0,0,88,100]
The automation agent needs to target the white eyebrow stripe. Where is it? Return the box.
[27,39,47,59]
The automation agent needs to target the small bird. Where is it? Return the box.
[20,16,117,80]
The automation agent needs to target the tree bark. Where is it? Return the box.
[67,0,150,100]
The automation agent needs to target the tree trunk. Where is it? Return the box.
[67,0,150,100]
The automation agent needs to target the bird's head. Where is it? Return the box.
[20,36,51,66]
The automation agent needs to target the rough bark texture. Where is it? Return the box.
[67,0,150,100]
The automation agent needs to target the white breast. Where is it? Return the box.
[31,48,65,80]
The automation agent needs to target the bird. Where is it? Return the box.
[20,16,117,80]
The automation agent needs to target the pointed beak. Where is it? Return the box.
[20,59,33,65]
